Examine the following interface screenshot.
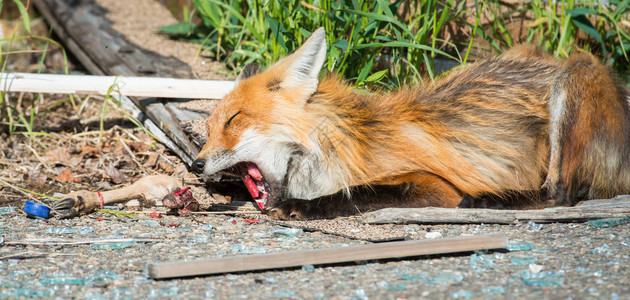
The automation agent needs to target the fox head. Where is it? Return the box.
[192,28,347,206]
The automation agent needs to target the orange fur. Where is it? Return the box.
[194,28,630,219]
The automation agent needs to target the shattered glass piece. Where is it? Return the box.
[576,266,589,273]
[482,286,507,295]
[226,275,238,281]
[399,273,427,280]
[386,283,406,291]
[529,264,543,274]
[187,235,212,243]
[90,241,137,250]
[470,254,496,270]
[145,220,160,228]
[83,292,108,300]
[354,288,367,299]
[201,224,213,231]
[241,247,268,254]
[518,270,564,287]
[527,221,543,231]
[511,256,538,266]
[270,227,303,237]
[301,264,315,273]
[39,273,85,285]
[0,207,16,215]
[587,217,629,227]
[15,287,55,298]
[45,227,79,234]
[611,293,620,300]
[507,242,534,252]
[593,270,603,277]
[451,289,474,299]
[86,270,119,285]
[424,272,464,285]
[9,270,36,277]
[80,226,94,235]
[425,231,443,239]
[265,277,277,284]
[277,290,296,297]
[230,244,243,254]
[0,236,3,245]
[592,244,612,255]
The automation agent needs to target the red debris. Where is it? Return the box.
[149,212,162,218]
[231,219,237,225]
[243,218,261,224]
[168,222,180,227]
[162,187,200,213]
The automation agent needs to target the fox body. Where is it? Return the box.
[192,28,630,220]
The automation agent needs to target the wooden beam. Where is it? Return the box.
[361,196,630,225]
[148,234,507,279]
[0,73,234,99]
[31,0,213,165]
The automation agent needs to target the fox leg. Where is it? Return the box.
[53,175,181,218]
[543,52,630,205]
[267,172,462,220]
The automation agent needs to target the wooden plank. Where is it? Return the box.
[148,233,508,279]
[361,198,630,225]
[0,73,234,99]
[31,0,209,165]
[576,195,630,208]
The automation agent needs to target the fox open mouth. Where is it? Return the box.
[226,162,270,210]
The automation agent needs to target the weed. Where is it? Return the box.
[163,0,630,87]
[476,0,630,76]
[160,0,461,88]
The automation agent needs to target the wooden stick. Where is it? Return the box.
[0,73,234,99]
[148,233,507,279]
[361,196,630,225]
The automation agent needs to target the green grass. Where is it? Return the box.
[160,0,462,88]
[162,0,630,87]
[473,0,629,76]
[0,1,72,138]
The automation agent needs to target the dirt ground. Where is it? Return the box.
[1,1,629,299]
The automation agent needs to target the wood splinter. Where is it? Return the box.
[148,233,508,279]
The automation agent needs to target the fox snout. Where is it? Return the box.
[191,159,206,174]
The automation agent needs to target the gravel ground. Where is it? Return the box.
[1,206,628,299]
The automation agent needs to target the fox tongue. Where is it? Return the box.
[242,174,260,199]
[247,163,263,181]
[240,162,267,210]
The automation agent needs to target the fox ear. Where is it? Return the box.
[236,63,261,83]
[277,28,327,98]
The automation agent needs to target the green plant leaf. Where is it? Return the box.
[331,39,348,51]
[365,69,388,82]
[356,41,457,61]
[266,14,287,50]
[342,9,414,38]
[158,22,196,36]
[12,0,31,34]
[356,59,374,83]
[567,8,606,55]
[193,0,220,27]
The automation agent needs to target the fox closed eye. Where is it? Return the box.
[224,111,241,129]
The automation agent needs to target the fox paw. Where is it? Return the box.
[53,191,99,218]
[266,199,316,221]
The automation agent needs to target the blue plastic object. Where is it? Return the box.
[23,201,50,218]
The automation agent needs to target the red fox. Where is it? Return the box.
[192,28,630,220]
